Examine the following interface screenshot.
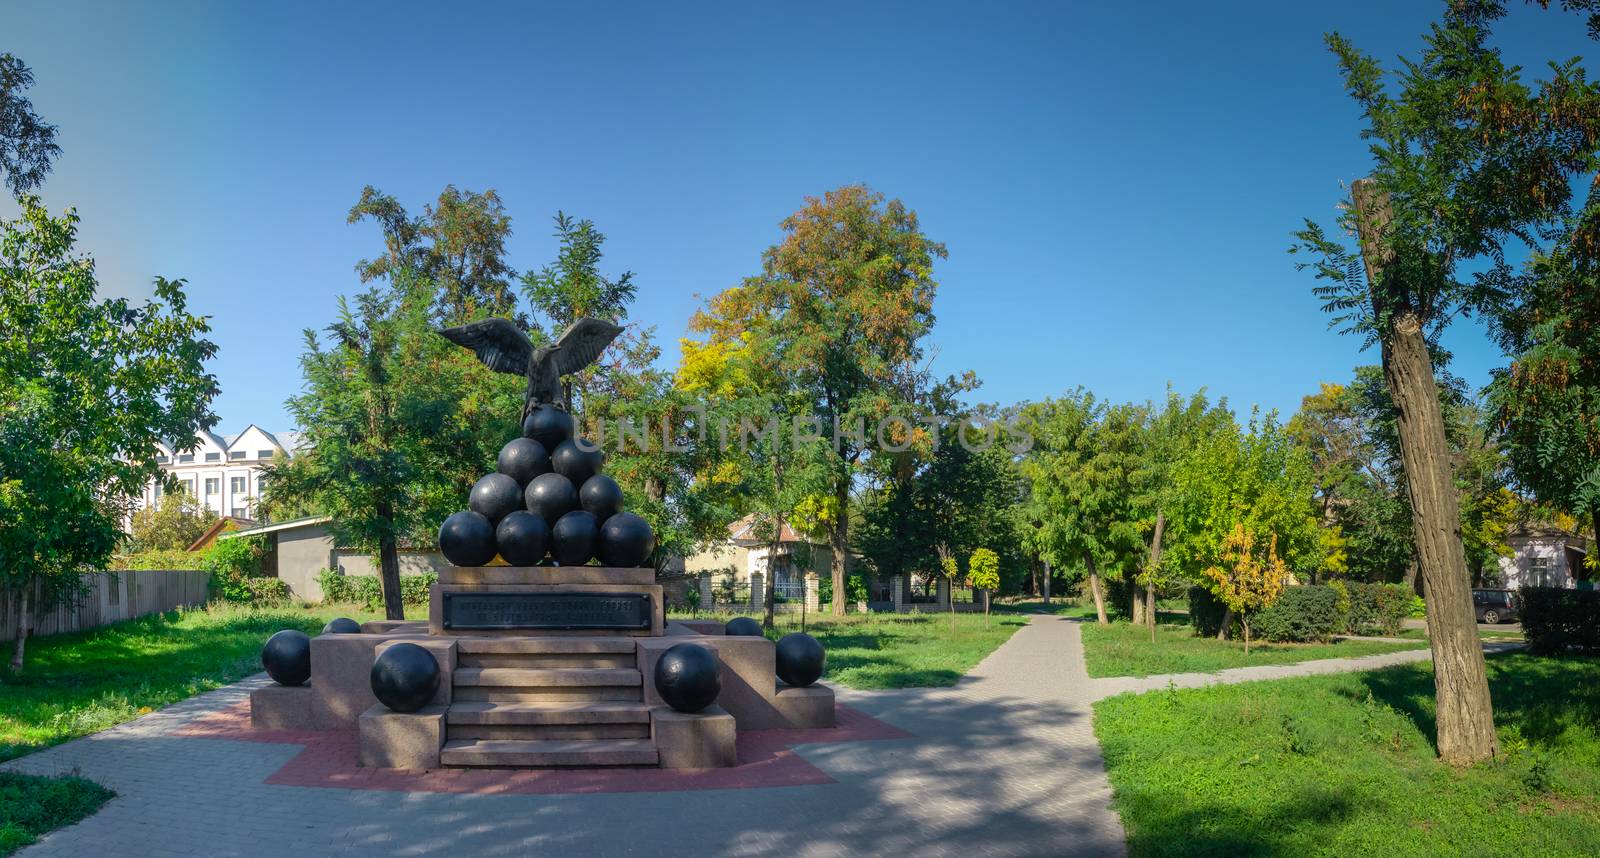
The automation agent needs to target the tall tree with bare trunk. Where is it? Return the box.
[1293,2,1600,762]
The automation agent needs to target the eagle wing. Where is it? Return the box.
[551,318,625,376]
[437,318,533,375]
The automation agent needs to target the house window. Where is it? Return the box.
[231,476,247,495]
[1529,556,1554,587]
[178,454,194,463]
[205,452,221,462]
[153,481,164,501]
[205,478,219,496]
[156,454,169,463]
[230,450,246,460]
[258,450,275,459]
[182,478,196,496]
[231,507,247,518]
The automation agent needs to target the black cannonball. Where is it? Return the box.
[552,438,604,486]
[724,617,763,637]
[470,472,524,525]
[370,643,440,713]
[496,510,551,566]
[551,510,599,566]
[524,472,578,522]
[776,632,826,687]
[653,643,721,713]
[439,510,497,567]
[523,404,574,450]
[322,617,361,635]
[579,474,623,523]
[596,511,654,568]
[497,437,551,487]
[262,629,311,686]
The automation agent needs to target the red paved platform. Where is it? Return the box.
[175,703,910,795]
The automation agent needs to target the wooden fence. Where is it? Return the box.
[0,570,211,641]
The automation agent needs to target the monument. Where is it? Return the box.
[248,317,834,770]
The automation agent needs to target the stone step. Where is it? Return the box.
[456,638,637,655]
[457,652,635,670]
[452,686,643,703]
[447,701,651,726]
[452,667,641,688]
[447,723,650,740]
[440,738,659,768]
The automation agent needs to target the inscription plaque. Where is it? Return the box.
[442,591,652,631]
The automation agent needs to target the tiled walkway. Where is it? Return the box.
[4,616,1498,857]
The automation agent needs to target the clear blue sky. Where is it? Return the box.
[5,1,1593,434]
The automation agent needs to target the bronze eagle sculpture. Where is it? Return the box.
[438,317,624,416]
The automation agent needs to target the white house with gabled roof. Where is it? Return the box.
[132,425,302,522]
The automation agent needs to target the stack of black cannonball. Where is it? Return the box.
[437,404,655,568]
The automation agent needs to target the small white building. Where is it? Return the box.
[133,426,301,520]
[1497,524,1591,589]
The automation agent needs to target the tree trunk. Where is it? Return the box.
[1403,557,1420,593]
[1029,557,1040,598]
[1217,607,1233,641]
[9,586,29,673]
[1353,178,1498,763]
[829,477,848,616]
[1242,618,1251,656]
[1083,552,1109,625]
[1131,585,1144,626]
[1041,558,1052,604]
[1146,511,1166,642]
[375,497,404,620]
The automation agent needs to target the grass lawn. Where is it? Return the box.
[1094,653,1600,857]
[1081,618,1428,678]
[668,610,1028,688]
[1393,626,1524,643]
[0,772,115,856]
[0,602,416,762]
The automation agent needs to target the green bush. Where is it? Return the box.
[1187,587,1231,637]
[244,577,291,605]
[110,548,206,571]
[1343,582,1411,636]
[1520,587,1600,656]
[316,569,436,611]
[1405,593,1427,618]
[1253,586,1342,643]
[203,537,270,603]
[817,573,868,605]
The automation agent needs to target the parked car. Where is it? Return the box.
[1471,588,1519,625]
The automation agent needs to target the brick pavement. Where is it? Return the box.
[3,615,1501,857]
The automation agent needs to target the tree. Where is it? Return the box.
[126,491,221,553]
[349,185,518,324]
[689,186,945,614]
[0,54,60,196]
[0,199,217,670]
[1292,2,1600,762]
[969,547,1000,625]
[938,548,960,631]
[1018,391,1144,625]
[1201,525,1287,655]
[1488,240,1600,549]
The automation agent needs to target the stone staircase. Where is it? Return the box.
[439,638,659,768]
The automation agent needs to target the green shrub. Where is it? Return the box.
[817,574,868,605]
[1253,585,1342,643]
[1405,593,1427,618]
[110,548,206,571]
[1343,582,1411,636]
[244,577,291,605]
[316,569,436,611]
[1187,586,1231,637]
[1520,587,1600,656]
[203,536,270,603]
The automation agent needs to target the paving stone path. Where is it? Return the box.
[3,616,1508,857]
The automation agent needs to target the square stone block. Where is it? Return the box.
[360,620,427,635]
[375,638,457,706]
[309,633,388,729]
[652,705,738,768]
[774,683,835,728]
[638,635,789,730]
[359,704,446,769]
[250,683,318,730]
